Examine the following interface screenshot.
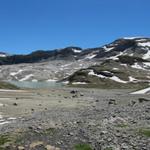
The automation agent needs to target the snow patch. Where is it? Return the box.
[8,117,16,120]
[120,64,128,67]
[85,54,97,59]
[47,79,57,82]
[110,76,127,83]
[10,69,23,76]
[88,70,127,83]
[0,54,7,57]
[61,63,72,68]
[88,70,106,78]
[0,121,10,125]
[138,42,150,47]
[131,63,144,70]
[143,50,150,59]
[72,82,87,85]
[143,62,150,68]
[109,52,124,60]
[131,87,150,94]
[128,76,138,82]
[72,49,81,53]
[103,46,114,52]
[112,68,119,71]
[19,74,34,81]
[62,81,69,84]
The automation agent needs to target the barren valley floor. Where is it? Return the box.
[0,88,149,150]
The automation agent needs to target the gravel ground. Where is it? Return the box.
[0,88,150,150]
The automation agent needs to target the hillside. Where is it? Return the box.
[0,81,18,89]
[0,37,149,91]
[67,56,150,89]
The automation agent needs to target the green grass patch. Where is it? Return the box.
[43,127,56,135]
[0,81,19,89]
[115,124,128,128]
[138,128,150,137]
[74,144,92,150]
[0,135,11,146]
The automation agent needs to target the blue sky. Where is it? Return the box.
[0,0,150,54]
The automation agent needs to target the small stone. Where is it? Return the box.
[131,100,136,106]
[138,98,149,103]
[46,145,60,150]
[80,93,84,96]
[68,132,74,136]
[70,90,77,94]
[28,126,33,130]
[13,102,18,106]
[72,95,78,98]
[30,141,44,148]
[18,146,25,150]
[108,99,117,105]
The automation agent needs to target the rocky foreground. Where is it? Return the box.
[0,88,149,150]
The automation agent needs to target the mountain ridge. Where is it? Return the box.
[0,37,150,65]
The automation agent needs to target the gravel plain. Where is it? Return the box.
[0,88,150,150]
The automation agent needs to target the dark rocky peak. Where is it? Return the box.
[0,52,8,57]
[57,46,82,54]
[103,38,137,52]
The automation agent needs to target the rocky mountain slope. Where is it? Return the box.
[67,55,150,89]
[0,37,150,91]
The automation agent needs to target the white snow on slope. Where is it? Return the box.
[61,63,72,68]
[19,74,34,81]
[143,50,150,59]
[112,68,119,71]
[72,82,87,85]
[110,76,127,83]
[131,87,150,94]
[88,70,106,78]
[131,63,145,70]
[109,52,124,60]
[0,121,10,125]
[47,79,57,82]
[129,76,138,82]
[138,42,150,47]
[143,62,150,68]
[0,54,6,57]
[88,70,127,83]
[85,54,97,59]
[10,69,23,76]
[103,46,114,52]
[73,49,81,53]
